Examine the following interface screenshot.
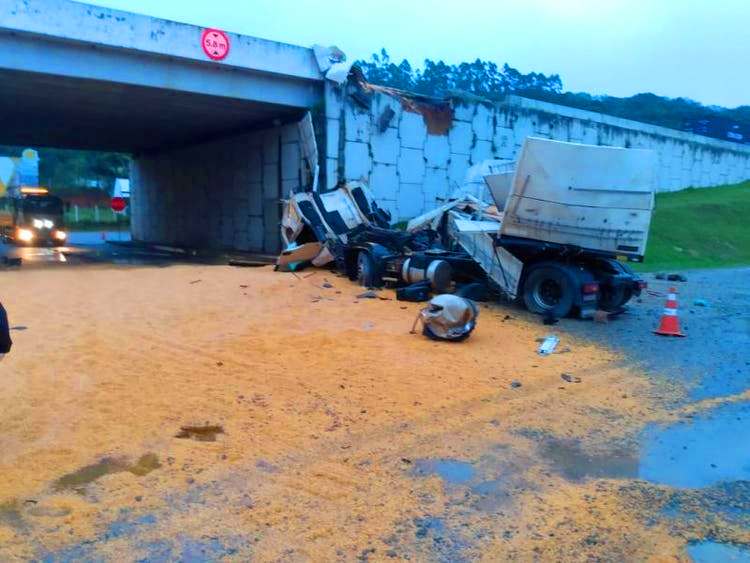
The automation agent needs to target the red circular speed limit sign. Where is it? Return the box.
[111,197,127,213]
[201,28,230,61]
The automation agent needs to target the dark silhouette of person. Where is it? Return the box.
[0,302,11,357]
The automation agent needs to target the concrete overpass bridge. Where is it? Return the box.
[0,0,327,253]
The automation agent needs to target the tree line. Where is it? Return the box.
[356,49,750,144]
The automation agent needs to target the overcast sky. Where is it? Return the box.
[84,0,749,108]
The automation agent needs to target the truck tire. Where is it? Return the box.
[599,286,632,312]
[357,251,377,288]
[523,266,575,318]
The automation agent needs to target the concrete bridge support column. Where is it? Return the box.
[131,123,303,254]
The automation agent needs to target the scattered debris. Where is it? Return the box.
[228,259,269,268]
[10,326,27,331]
[593,310,610,323]
[655,273,666,280]
[561,373,582,383]
[396,281,431,302]
[510,380,522,388]
[189,279,202,284]
[276,242,324,272]
[412,295,478,342]
[537,335,560,356]
[357,290,379,299]
[175,425,225,442]
[693,299,709,307]
[53,453,160,491]
[542,315,559,326]
[667,273,688,282]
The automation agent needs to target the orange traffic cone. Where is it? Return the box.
[654,287,685,337]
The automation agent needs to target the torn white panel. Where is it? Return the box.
[406,198,468,232]
[298,112,319,191]
[484,171,513,210]
[459,159,515,203]
[451,219,501,234]
[326,61,353,84]
[448,212,522,299]
[318,189,366,229]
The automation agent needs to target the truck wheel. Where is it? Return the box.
[357,251,377,288]
[599,286,632,312]
[523,266,575,318]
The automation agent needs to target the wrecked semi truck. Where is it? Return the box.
[280,138,654,319]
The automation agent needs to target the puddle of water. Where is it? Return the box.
[53,453,161,491]
[639,401,750,488]
[107,513,157,539]
[175,425,224,442]
[539,437,638,482]
[413,459,475,485]
[687,540,750,562]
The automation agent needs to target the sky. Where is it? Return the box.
[84,0,750,108]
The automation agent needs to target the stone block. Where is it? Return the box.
[472,105,493,141]
[344,104,372,142]
[398,147,426,184]
[248,182,263,215]
[448,153,471,187]
[281,122,299,143]
[425,135,450,168]
[372,93,402,128]
[471,140,493,165]
[396,183,425,220]
[399,110,427,149]
[371,126,399,164]
[454,102,475,122]
[247,148,262,181]
[344,141,371,181]
[248,216,264,250]
[448,121,473,155]
[263,129,280,164]
[325,157,339,190]
[370,163,399,201]
[263,163,279,199]
[325,82,344,119]
[326,118,341,159]
[492,126,515,159]
[281,142,300,181]
[423,167,450,205]
[233,230,250,251]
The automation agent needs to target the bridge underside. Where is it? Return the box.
[0,69,306,153]
[0,69,321,255]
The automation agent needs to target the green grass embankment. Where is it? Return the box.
[635,182,750,271]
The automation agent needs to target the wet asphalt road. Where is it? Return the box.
[559,267,750,402]
[0,231,132,266]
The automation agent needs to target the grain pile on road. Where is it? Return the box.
[1,265,735,560]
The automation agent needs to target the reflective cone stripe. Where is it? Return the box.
[655,286,685,337]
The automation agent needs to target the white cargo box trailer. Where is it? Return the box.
[499,137,656,258]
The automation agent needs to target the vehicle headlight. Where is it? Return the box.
[17,228,34,242]
[32,219,43,229]
[43,219,54,229]
[54,230,67,241]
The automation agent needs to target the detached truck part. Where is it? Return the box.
[473,137,654,318]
